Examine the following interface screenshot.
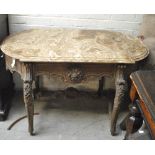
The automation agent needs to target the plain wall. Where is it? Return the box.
[0,14,8,42]
[139,14,155,69]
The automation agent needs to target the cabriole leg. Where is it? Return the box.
[23,81,34,135]
[111,65,126,136]
[23,63,34,135]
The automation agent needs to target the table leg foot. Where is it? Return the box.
[23,81,34,136]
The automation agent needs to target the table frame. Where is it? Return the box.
[5,55,127,136]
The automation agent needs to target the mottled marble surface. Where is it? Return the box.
[1,28,149,63]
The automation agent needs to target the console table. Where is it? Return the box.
[0,28,148,135]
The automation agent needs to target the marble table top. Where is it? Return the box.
[0,28,149,63]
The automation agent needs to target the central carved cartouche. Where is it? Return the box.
[68,67,84,83]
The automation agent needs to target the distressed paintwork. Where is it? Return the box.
[0,28,149,63]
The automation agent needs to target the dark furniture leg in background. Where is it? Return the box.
[33,76,40,99]
[120,113,129,130]
[124,103,143,139]
[124,115,136,139]
[97,77,105,96]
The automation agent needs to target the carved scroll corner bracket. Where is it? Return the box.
[115,64,127,76]
[7,58,16,73]
[22,63,33,82]
[115,64,127,90]
[67,66,85,83]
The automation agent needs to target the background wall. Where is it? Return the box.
[7,14,144,90]
[139,14,155,69]
[0,14,8,42]
[9,14,143,36]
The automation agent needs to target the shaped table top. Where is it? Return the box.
[0,28,149,63]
